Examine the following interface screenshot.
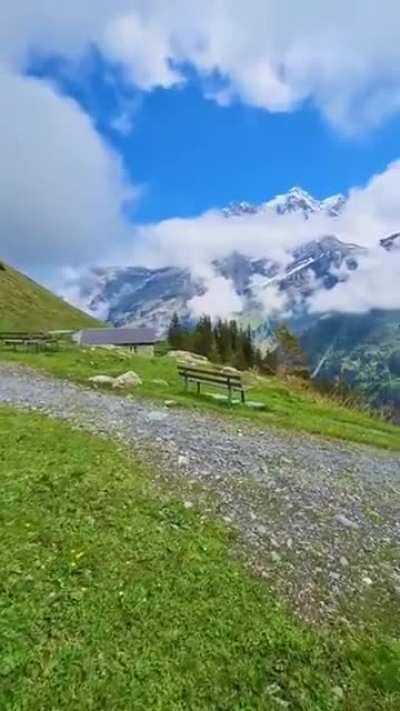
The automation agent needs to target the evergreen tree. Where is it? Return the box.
[275,325,309,378]
[241,325,256,369]
[254,347,264,370]
[389,349,400,376]
[167,312,184,349]
[178,314,259,371]
[193,315,214,357]
[208,338,221,364]
[214,319,233,363]
[275,325,303,355]
[229,319,239,353]
[232,342,248,371]
[261,349,278,375]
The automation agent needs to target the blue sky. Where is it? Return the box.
[30,50,400,225]
[3,0,400,279]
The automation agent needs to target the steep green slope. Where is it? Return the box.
[302,310,400,417]
[0,261,101,331]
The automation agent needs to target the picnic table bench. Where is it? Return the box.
[178,363,249,404]
[0,331,59,352]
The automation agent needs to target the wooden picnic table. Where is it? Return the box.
[0,331,59,352]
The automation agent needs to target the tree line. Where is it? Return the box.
[168,313,258,370]
[167,312,309,376]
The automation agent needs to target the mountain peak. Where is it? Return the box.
[287,185,314,198]
[265,186,319,218]
[222,187,347,220]
[222,200,258,217]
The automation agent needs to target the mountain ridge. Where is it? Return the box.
[72,186,396,338]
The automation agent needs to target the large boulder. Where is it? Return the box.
[112,371,142,388]
[167,350,208,363]
[88,375,115,386]
[221,366,240,375]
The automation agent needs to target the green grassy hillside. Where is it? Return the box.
[0,261,101,331]
[1,408,399,709]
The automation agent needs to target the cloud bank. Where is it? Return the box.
[3,0,400,130]
[1,0,400,320]
[0,68,136,269]
[126,161,400,318]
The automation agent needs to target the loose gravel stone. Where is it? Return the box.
[1,362,399,623]
[336,514,360,530]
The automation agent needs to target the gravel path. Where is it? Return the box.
[1,362,399,623]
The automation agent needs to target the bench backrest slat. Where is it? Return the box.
[178,365,242,383]
[180,373,242,387]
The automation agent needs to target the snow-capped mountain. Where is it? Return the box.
[222,186,346,219]
[86,265,202,331]
[73,187,391,337]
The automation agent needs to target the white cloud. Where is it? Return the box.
[110,111,134,136]
[128,160,400,318]
[2,1,400,130]
[56,157,400,322]
[310,249,400,314]
[129,208,316,273]
[188,275,243,320]
[308,161,400,314]
[0,67,136,269]
[250,277,290,318]
[336,160,400,247]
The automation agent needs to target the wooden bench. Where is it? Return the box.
[0,331,59,352]
[178,364,249,404]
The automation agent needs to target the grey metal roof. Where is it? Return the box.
[80,327,156,346]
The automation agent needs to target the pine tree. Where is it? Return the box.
[193,315,214,357]
[254,347,263,370]
[214,319,233,364]
[275,325,303,355]
[229,319,238,353]
[261,349,278,375]
[208,338,221,364]
[232,342,248,371]
[167,312,184,349]
[275,325,309,378]
[241,325,256,369]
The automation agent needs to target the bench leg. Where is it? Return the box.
[241,389,245,404]
[228,386,232,405]
[196,381,201,396]
[184,376,188,393]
